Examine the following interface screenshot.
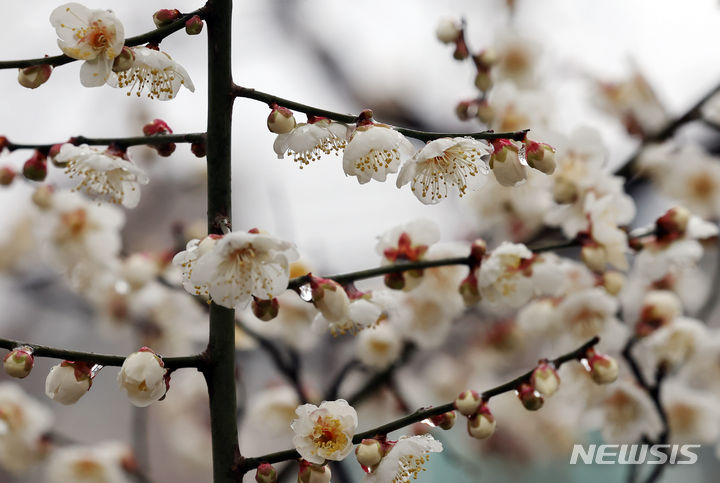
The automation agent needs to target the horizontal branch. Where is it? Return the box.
[0,337,205,370]
[5,133,206,152]
[232,85,528,142]
[234,336,599,473]
[0,7,208,69]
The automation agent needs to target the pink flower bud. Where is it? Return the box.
[185,15,204,35]
[18,64,52,89]
[585,350,619,384]
[154,143,176,157]
[0,166,16,186]
[635,290,681,337]
[355,439,383,468]
[454,390,482,416]
[0,136,7,152]
[47,143,68,167]
[153,9,182,27]
[655,207,690,242]
[469,239,487,266]
[531,361,560,397]
[453,37,470,60]
[252,297,280,321]
[459,273,481,306]
[3,346,34,379]
[429,410,456,430]
[255,462,277,483]
[489,140,527,187]
[112,46,135,73]
[525,140,556,175]
[455,100,474,121]
[22,151,47,182]
[267,105,297,134]
[467,403,496,440]
[143,119,173,136]
[516,382,544,411]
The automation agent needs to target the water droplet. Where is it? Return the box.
[299,284,313,302]
[517,142,529,167]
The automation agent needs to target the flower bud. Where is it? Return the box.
[22,151,47,182]
[191,141,207,158]
[355,439,383,468]
[48,143,67,167]
[429,410,456,430]
[586,350,619,384]
[467,404,496,440]
[267,105,297,134]
[310,276,350,322]
[153,9,181,27]
[525,141,556,175]
[120,253,158,289]
[297,461,331,483]
[185,15,204,35]
[602,271,625,296]
[252,297,280,321]
[0,136,7,152]
[255,462,277,483]
[454,389,482,416]
[476,99,494,124]
[45,361,92,405]
[3,346,34,379]
[453,38,470,60]
[383,271,405,290]
[118,347,168,407]
[18,64,52,89]
[143,119,173,136]
[0,166,15,186]
[635,290,681,337]
[516,382,543,411]
[553,176,578,204]
[581,244,607,273]
[459,273,481,306]
[469,239,487,266]
[112,46,135,72]
[475,49,498,68]
[531,361,560,397]
[489,140,527,187]
[32,185,54,209]
[435,18,461,44]
[655,206,690,240]
[455,100,474,121]
[474,70,493,92]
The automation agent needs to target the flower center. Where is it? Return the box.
[393,453,431,482]
[689,173,715,200]
[311,416,347,456]
[84,22,110,50]
[73,459,105,478]
[57,208,89,241]
[412,144,485,201]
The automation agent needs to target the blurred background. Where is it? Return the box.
[2,0,720,482]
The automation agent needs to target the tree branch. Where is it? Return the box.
[0,337,204,369]
[0,7,209,69]
[234,336,600,474]
[4,133,207,152]
[232,85,529,142]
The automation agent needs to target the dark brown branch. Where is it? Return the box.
[232,85,528,142]
[234,336,599,474]
[0,8,209,69]
[4,133,206,152]
[0,337,204,369]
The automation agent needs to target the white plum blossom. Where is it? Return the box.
[37,190,124,288]
[117,348,167,407]
[173,230,298,309]
[355,323,403,369]
[45,441,133,483]
[172,235,219,299]
[273,119,349,166]
[343,124,415,184]
[109,46,195,100]
[0,383,54,474]
[599,380,663,443]
[242,291,319,350]
[312,297,382,336]
[362,435,443,483]
[487,82,552,132]
[396,137,491,204]
[45,362,92,405]
[492,31,541,88]
[637,317,707,376]
[291,399,358,464]
[584,191,632,271]
[50,3,125,87]
[376,219,440,265]
[476,242,535,311]
[662,381,720,444]
[637,143,720,219]
[55,144,149,208]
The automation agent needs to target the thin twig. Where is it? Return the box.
[0,337,205,369]
[232,85,529,142]
[4,133,206,152]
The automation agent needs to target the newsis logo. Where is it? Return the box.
[569,444,700,465]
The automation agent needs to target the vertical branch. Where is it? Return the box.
[203,0,239,482]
